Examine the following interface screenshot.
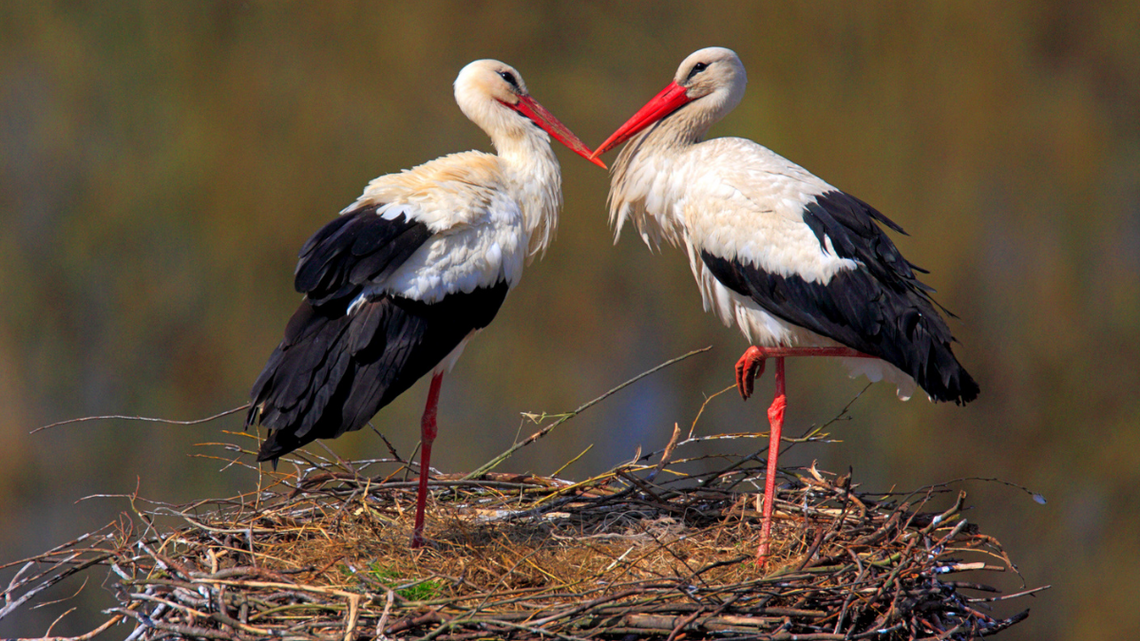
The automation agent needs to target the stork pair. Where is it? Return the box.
[246,48,978,563]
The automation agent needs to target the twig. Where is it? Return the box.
[464,346,711,479]
[648,423,683,482]
[32,405,250,434]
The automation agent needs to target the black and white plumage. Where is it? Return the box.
[591,47,977,564]
[246,59,601,546]
[698,188,974,404]
[249,203,509,461]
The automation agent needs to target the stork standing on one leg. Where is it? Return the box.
[590,47,978,565]
[246,59,603,547]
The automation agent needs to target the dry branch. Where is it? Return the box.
[9,350,1043,639]
[2,450,1041,640]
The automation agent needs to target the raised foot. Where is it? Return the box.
[735,345,875,400]
[734,346,766,400]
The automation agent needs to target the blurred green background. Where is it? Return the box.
[3,2,1138,638]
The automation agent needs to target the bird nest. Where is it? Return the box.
[3,436,1039,640]
[6,353,1043,639]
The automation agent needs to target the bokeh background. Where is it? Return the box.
[3,2,1138,638]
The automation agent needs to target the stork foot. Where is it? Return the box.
[734,346,767,400]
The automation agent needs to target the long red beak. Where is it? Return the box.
[591,81,691,160]
[512,95,607,169]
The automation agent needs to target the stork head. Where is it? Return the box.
[592,47,747,158]
[455,60,605,168]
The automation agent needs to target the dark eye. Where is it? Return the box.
[498,70,520,90]
[686,62,708,81]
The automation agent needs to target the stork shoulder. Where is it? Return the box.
[681,174,857,284]
[689,138,834,215]
[348,151,512,232]
[687,138,919,286]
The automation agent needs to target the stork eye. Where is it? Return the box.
[686,62,709,81]
[498,71,520,90]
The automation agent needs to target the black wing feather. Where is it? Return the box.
[248,283,510,463]
[294,204,433,308]
[801,191,916,285]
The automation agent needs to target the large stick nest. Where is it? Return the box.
[4,438,1038,640]
[6,354,1044,639]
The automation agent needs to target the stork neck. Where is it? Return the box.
[609,120,696,251]
[495,132,562,257]
[651,104,718,149]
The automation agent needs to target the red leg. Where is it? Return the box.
[756,357,786,566]
[411,372,444,548]
[736,345,875,566]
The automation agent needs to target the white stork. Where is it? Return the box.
[591,47,978,564]
[247,59,603,547]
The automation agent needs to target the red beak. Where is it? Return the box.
[591,81,691,160]
[512,95,607,169]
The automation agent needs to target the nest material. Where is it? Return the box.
[3,446,1037,641]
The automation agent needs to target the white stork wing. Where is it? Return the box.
[248,158,522,462]
[686,140,977,403]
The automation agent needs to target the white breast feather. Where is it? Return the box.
[338,152,530,304]
[379,192,525,303]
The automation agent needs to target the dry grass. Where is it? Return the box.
[2,437,1041,640]
[4,353,1044,639]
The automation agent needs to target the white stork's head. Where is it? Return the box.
[673,47,747,117]
[454,60,603,168]
[592,47,748,157]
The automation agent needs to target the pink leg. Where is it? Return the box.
[756,357,786,566]
[736,345,875,566]
[411,372,444,548]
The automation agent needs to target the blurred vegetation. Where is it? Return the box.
[2,2,1137,639]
